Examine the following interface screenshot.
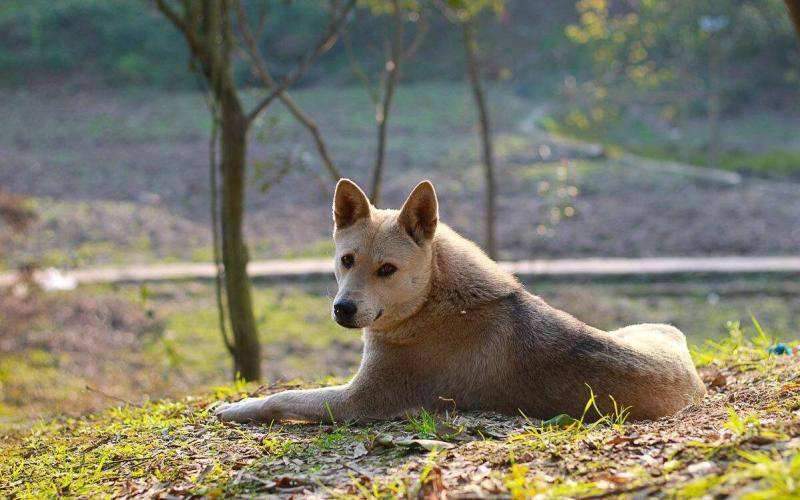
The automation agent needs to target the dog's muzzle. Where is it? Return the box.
[333,299,359,328]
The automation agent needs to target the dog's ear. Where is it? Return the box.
[333,179,371,229]
[398,180,438,244]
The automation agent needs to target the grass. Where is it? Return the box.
[690,316,776,368]
[3,278,800,429]
[1,276,800,496]
[543,107,800,179]
[3,291,800,496]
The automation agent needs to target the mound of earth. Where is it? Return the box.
[3,332,800,498]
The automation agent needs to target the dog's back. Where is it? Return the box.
[365,223,706,421]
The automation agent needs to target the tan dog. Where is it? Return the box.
[216,179,705,423]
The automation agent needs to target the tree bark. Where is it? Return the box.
[369,0,403,206]
[463,21,497,259]
[218,89,261,381]
[207,0,260,381]
[786,0,800,39]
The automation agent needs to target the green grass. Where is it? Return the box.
[543,108,800,178]
[3,292,800,496]
[4,278,800,428]
[690,316,778,368]
[3,278,800,496]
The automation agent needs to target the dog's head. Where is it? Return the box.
[331,179,438,329]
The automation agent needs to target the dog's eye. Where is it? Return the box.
[376,263,397,277]
[340,254,354,269]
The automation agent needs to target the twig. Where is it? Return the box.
[235,0,346,181]
[403,11,429,60]
[343,23,379,105]
[369,0,403,205]
[151,0,209,70]
[84,385,137,407]
[244,0,357,124]
[343,462,372,477]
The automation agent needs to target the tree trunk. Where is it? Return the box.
[786,0,800,39]
[219,88,261,381]
[369,0,403,206]
[153,0,262,381]
[463,21,497,259]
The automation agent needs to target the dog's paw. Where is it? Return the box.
[214,397,269,423]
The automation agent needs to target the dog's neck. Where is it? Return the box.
[428,224,521,309]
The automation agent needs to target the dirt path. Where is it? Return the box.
[2,255,799,288]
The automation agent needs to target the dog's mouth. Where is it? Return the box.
[334,316,360,329]
[332,309,384,329]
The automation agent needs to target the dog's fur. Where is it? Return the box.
[215,179,706,423]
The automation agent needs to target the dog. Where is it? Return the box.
[215,179,706,423]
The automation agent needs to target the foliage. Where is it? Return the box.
[691,317,776,368]
[0,0,189,86]
[556,0,800,155]
[3,0,797,105]
[442,0,505,20]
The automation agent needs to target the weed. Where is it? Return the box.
[723,406,761,437]
[405,409,439,439]
[691,318,777,369]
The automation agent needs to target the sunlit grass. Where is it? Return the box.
[691,316,779,369]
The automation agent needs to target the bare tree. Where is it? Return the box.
[369,0,404,205]
[786,0,800,39]
[436,0,501,258]
[234,1,343,181]
[151,0,355,381]
[348,1,428,205]
[462,19,497,259]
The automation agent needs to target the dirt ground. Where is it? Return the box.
[2,327,799,498]
[2,85,800,269]
[3,278,800,430]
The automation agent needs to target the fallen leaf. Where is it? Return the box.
[541,414,580,428]
[394,438,455,451]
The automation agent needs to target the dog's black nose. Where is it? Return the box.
[333,300,358,324]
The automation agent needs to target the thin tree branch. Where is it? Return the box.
[463,19,497,258]
[235,0,344,181]
[786,0,800,40]
[244,0,357,124]
[369,0,403,205]
[153,0,186,31]
[343,23,379,105]
[254,1,269,41]
[151,0,209,69]
[403,11,429,60]
[184,36,236,356]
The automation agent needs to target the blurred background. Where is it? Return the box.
[1,0,799,428]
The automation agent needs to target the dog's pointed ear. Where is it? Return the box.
[398,180,438,244]
[333,179,371,229]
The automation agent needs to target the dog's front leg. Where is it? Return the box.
[214,385,366,424]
